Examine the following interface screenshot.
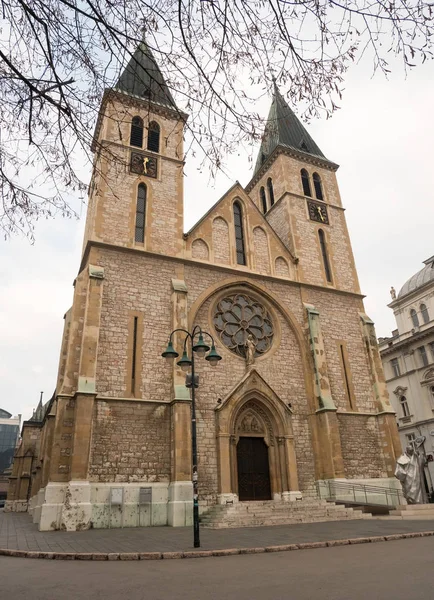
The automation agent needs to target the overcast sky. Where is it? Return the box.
[1,58,433,422]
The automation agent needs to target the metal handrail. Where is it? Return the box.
[316,480,404,507]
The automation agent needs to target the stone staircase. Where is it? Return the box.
[200,499,370,529]
[389,504,434,519]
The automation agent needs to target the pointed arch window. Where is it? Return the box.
[135,184,147,243]
[233,201,246,265]
[319,229,332,283]
[313,172,324,201]
[420,303,430,324]
[301,169,311,197]
[260,187,267,214]
[147,121,160,153]
[410,309,419,328]
[130,116,144,148]
[267,177,275,207]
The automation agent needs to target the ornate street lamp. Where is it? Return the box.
[161,326,222,547]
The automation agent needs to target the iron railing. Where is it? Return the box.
[316,480,404,508]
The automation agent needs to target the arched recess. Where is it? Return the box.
[275,256,290,278]
[191,238,209,260]
[212,217,230,264]
[215,371,299,502]
[253,226,271,274]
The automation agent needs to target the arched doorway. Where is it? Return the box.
[215,369,301,504]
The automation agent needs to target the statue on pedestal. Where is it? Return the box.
[394,444,427,504]
[245,334,256,368]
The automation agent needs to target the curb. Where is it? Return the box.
[0,531,432,560]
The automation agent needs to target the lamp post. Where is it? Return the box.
[161,326,222,547]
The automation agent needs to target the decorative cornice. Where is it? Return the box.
[380,326,434,356]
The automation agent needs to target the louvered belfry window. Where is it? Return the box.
[130,116,144,147]
[260,187,267,214]
[147,121,160,153]
[301,169,311,197]
[135,184,147,243]
[313,172,324,201]
[233,201,246,265]
[267,177,275,206]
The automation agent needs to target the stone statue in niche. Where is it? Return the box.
[395,443,427,504]
[245,334,256,368]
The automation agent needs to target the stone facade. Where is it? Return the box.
[6,44,401,530]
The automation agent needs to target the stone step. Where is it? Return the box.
[201,506,353,516]
[200,499,368,529]
[202,510,364,526]
[204,514,364,529]
[201,508,353,521]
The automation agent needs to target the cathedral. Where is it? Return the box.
[6,41,401,530]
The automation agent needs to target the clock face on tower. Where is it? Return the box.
[307,200,329,225]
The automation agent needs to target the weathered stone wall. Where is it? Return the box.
[337,414,387,479]
[266,199,292,252]
[95,248,177,401]
[308,289,375,413]
[89,399,171,483]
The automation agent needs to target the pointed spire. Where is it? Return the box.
[35,391,44,421]
[254,85,334,175]
[114,39,178,111]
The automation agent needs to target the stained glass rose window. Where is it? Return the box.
[213,294,274,358]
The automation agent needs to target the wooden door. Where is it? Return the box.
[237,437,271,501]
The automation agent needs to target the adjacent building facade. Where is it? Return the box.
[6,42,401,530]
[379,257,434,488]
[0,409,21,504]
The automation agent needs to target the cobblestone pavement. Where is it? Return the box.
[1,510,434,554]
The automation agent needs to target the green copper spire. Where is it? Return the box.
[254,84,334,174]
[115,40,178,110]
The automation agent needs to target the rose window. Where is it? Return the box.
[213,294,274,358]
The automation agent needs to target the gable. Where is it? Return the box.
[185,182,296,280]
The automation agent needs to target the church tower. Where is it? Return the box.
[84,41,186,256]
[7,53,402,530]
[246,85,360,294]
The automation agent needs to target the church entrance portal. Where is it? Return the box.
[236,437,271,501]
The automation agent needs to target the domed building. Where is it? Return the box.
[379,255,434,493]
